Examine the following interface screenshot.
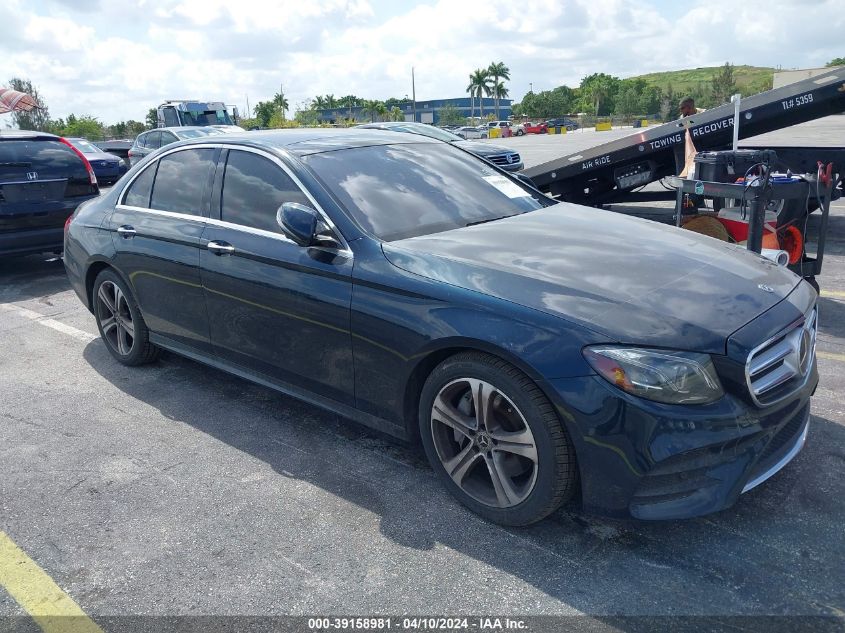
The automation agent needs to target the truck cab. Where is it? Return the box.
[157,101,239,129]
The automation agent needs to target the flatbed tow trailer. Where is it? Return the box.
[523,69,845,206]
[522,69,845,287]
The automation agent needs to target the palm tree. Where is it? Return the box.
[273,92,289,120]
[362,99,385,122]
[325,94,338,109]
[469,68,492,119]
[313,96,327,109]
[375,101,388,122]
[339,95,359,120]
[466,74,476,120]
[488,61,510,119]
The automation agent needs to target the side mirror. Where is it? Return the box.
[277,202,342,249]
[277,202,319,246]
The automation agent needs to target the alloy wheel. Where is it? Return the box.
[430,378,539,508]
[96,280,135,356]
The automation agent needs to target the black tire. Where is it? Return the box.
[92,268,160,366]
[418,352,577,526]
[516,130,525,136]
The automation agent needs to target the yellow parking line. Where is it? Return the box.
[0,532,103,633]
[818,351,845,363]
[821,289,845,299]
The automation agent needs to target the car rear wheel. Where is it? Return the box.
[419,352,577,526]
[516,130,525,136]
[93,269,160,366]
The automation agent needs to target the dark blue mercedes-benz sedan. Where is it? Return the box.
[63,129,818,525]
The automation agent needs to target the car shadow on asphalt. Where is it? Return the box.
[81,340,845,618]
[0,255,68,304]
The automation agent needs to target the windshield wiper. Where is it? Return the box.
[465,214,518,227]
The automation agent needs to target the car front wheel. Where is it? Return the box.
[419,352,577,526]
[93,269,160,366]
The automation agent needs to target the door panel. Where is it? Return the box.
[200,228,354,403]
[110,147,217,352]
[199,148,354,403]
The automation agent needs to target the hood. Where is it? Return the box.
[453,140,514,157]
[382,205,800,354]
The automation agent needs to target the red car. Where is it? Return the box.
[516,121,547,135]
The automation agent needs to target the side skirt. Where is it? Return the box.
[148,333,409,441]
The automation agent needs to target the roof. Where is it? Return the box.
[176,127,440,156]
[0,129,59,140]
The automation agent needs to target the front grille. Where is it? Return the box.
[746,307,817,407]
[487,153,520,166]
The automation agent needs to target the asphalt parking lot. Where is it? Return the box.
[2,122,845,629]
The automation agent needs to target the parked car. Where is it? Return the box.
[95,139,133,163]
[66,137,127,185]
[485,120,513,137]
[454,126,488,140]
[515,122,547,136]
[1,130,99,257]
[356,122,522,171]
[65,129,817,526]
[545,118,579,131]
[128,126,224,166]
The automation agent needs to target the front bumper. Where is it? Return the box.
[545,360,817,520]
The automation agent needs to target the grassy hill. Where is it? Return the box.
[628,65,775,99]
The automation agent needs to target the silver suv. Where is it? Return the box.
[128,126,223,166]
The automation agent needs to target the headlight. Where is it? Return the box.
[583,346,724,405]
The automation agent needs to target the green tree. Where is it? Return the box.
[7,78,50,131]
[488,61,510,119]
[272,92,289,120]
[313,96,328,109]
[126,120,146,136]
[253,101,277,127]
[324,94,338,109]
[710,62,737,106]
[659,82,676,121]
[579,73,619,116]
[109,121,128,138]
[438,102,464,125]
[339,95,360,120]
[63,115,105,140]
[826,57,845,67]
[388,106,404,122]
[146,107,158,129]
[361,99,385,122]
[468,68,492,118]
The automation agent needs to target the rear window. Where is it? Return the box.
[0,139,86,182]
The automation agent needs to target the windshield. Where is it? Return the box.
[304,143,553,241]
[369,123,463,143]
[181,109,234,126]
[174,128,219,139]
[69,139,101,154]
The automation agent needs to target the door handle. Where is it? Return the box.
[116,225,136,238]
[207,240,235,255]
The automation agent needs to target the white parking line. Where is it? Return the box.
[0,304,96,343]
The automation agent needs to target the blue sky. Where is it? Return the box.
[2,0,842,124]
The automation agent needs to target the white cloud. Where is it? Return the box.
[0,0,842,125]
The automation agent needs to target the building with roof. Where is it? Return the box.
[317,97,512,124]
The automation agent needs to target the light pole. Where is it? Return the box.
[529,82,533,93]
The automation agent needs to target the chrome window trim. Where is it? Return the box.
[116,142,351,256]
[744,306,817,408]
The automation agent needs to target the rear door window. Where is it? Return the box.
[160,132,178,146]
[122,164,157,208]
[146,131,162,150]
[149,148,216,216]
[220,150,310,234]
